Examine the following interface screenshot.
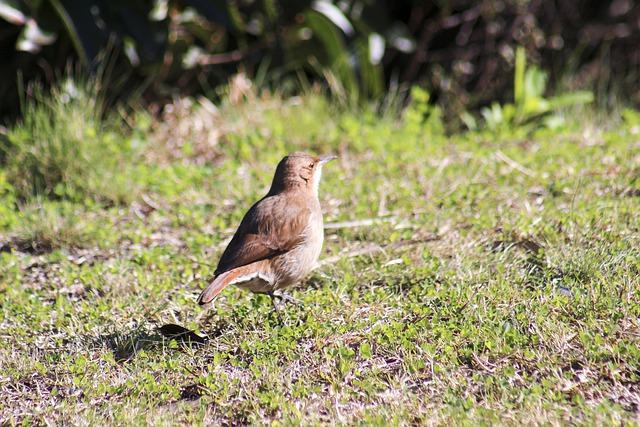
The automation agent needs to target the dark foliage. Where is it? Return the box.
[0,0,638,121]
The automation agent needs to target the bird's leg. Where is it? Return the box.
[272,290,303,306]
[266,290,302,310]
[266,291,285,311]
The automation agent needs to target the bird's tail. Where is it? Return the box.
[197,270,235,305]
[197,262,272,305]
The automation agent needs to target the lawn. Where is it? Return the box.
[1,81,639,425]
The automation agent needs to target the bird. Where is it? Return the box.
[197,152,336,306]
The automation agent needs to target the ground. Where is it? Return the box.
[0,88,639,425]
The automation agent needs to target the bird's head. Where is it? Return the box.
[269,152,337,195]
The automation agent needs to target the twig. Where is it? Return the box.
[318,243,382,266]
[495,150,536,177]
[324,217,396,230]
[317,236,439,268]
[197,50,244,65]
[195,41,270,66]
[141,193,164,211]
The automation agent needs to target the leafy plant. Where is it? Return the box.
[479,47,594,135]
[403,86,443,137]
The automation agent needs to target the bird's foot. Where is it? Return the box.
[274,290,303,305]
[267,290,303,310]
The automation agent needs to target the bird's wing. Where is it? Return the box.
[214,193,311,275]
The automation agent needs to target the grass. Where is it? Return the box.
[1,79,142,204]
[0,81,639,425]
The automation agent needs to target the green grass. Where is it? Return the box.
[1,84,639,425]
[1,79,143,204]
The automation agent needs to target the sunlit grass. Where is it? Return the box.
[0,85,639,425]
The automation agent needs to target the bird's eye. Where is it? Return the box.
[308,163,315,168]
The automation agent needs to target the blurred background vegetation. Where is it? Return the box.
[0,0,638,123]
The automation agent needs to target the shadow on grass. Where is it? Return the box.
[0,237,55,255]
[158,324,209,345]
[94,322,225,363]
[97,326,164,363]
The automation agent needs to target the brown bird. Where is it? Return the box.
[197,152,336,305]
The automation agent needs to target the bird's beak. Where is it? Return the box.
[318,154,337,165]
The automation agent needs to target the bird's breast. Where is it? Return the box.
[272,207,324,287]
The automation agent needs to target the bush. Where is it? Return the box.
[1,79,141,204]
